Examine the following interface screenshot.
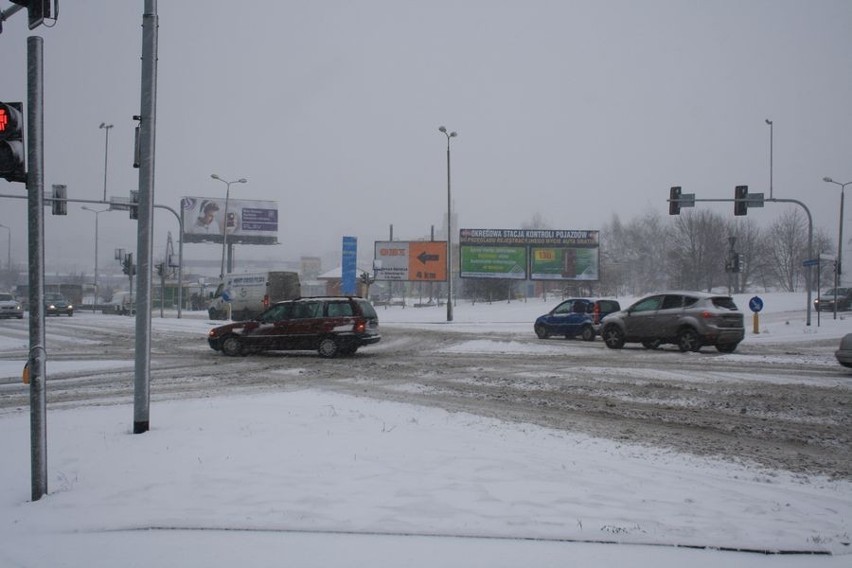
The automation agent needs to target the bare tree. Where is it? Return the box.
[601,210,669,295]
[727,218,768,293]
[766,209,809,291]
[668,210,728,291]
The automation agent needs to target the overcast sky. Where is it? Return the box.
[2,0,850,275]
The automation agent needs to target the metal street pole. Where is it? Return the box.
[0,224,10,271]
[823,177,850,320]
[438,126,457,322]
[211,174,247,280]
[765,119,773,200]
[81,207,110,312]
[99,122,113,202]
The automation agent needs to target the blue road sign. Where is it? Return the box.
[802,258,819,267]
[748,296,764,313]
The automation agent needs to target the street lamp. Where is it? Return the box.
[765,119,773,199]
[82,206,110,311]
[822,177,850,320]
[0,224,10,271]
[438,126,457,322]
[99,123,113,202]
[210,174,247,280]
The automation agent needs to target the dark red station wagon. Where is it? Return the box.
[208,296,381,358]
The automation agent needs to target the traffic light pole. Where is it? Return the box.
[668,194,813,326]
[26,35,48,502]
[133,0,159,435]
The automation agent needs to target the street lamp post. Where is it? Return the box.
[438,126,457,322]
[99,123,113,202]
[0,224,10,271]
[81,206,110,311]
[822,177,850,320]
[210,174,247,280]
[765,119,773,199]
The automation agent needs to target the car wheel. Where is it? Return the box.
[580,325,595,342]
[677,328,701,352]
[318,337,340,358]
[221,335,244,357]
[642,339,662,350]
[602,325,624,349]
[534,324,550,339]
[715,342,739,353]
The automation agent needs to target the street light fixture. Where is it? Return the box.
[822,177,850,320]
[210,174,247,280]
[81,206,111,311]
[99,123,113,202]
[438,126,457,322]
[0,224,10,272]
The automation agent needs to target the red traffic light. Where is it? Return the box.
[0,102,26,183]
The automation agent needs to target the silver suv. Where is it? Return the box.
[601,292,744,353]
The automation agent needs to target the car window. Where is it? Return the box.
[683,296,699,307]
[0,294,12,301]
[553,301,573,315]
[599,300,620,313]
[573,301,589,314]
[631,296,662,312]
[661,295,684,310]
[355,299,378,318]
[710,297,738,310]
[292,301,321,319]
[326,302,354,317]
[259,303,291,323]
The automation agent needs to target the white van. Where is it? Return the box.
[208,271,300,320]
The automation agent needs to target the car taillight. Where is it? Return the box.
[701,310,713,319]
[354,320,366,333]
[593,303,601,324]
[263,295,269,308]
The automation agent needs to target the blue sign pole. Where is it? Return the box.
[748,296,763,334]
[341,236,358,295]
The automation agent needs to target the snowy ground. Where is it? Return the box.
[0,292,850,567]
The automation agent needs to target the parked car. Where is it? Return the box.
[600,292,744,352]
[0,292,24,319]
[534,298,621,341]
[837,333,852,368]
[208,296,381,357]
[44,293,74,317]
[814,287,852,312]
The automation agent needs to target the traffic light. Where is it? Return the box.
[668,186,682,215]
[0,102,26,183]
[10,1,52,30]
[734,185,748,216]
[129,190,139,220]
[51,184,67,215]
[122,253,134,276]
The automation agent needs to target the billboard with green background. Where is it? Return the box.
[459,246,527,279]
[458,228,599,281]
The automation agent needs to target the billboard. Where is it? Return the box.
[459,228,599,281]
[459,246,527,279]
[181,196,278,245]
[373,241,448,282]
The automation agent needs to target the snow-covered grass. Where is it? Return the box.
[0,292,850,567]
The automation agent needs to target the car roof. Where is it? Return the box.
[644,291,731,299]
[273,296,366,304]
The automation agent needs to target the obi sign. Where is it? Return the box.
[373,241,447,282]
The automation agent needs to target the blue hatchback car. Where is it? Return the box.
[534,298,621,341]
